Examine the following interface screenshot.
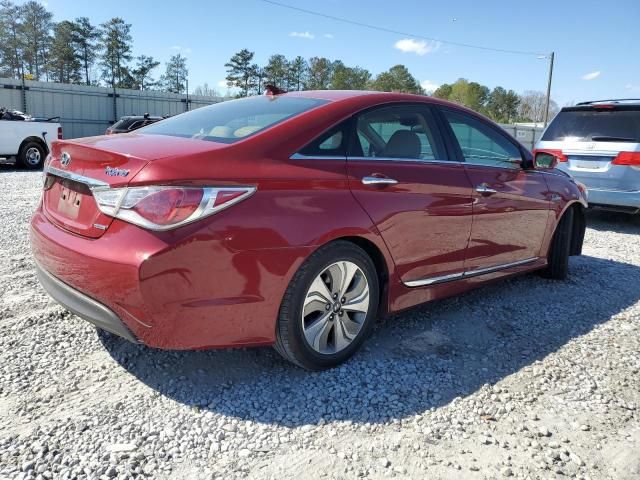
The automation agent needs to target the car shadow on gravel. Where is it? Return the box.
[99,254,640,426]
[585,210,640,234]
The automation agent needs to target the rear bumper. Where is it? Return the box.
[35,262,138,343]
[30,206,312,350]
[587,188,640,212]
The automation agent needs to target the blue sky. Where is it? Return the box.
[27,0,640,105]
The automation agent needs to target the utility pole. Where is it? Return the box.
[543,51,555,128]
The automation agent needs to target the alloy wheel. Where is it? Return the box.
[301,261,370,355]
[25,147,41,166]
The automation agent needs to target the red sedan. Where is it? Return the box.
[31,91,587,370]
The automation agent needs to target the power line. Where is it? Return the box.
[257,0,546,57]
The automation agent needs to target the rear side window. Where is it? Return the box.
[542,108,640,142]
[442,108,522,168]
[142,96,328,143]
[351,105,445,160]
[299,124,347,157]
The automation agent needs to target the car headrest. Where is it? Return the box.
[381,130,421,159]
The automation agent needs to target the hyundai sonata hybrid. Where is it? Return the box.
[31,91,587,370]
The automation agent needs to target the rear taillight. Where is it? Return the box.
[93,186,255,230]
[532,148,567,162]
[612,152,640,166]
[57,126,63,139]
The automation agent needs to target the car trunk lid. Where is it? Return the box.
[42,134,226,238]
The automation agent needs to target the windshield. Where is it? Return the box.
[141,95,328,143]
[542,108,640,142]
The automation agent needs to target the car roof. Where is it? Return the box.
[280,89,481,116]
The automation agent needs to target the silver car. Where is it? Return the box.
[535,99,640,214]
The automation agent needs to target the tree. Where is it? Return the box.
[305,57,333,90]
[193,83,219,97]
[518,90,559,123]
[20,1,53,80]
[486,86,520,123]
[448,79,489,112]
[160,54,188,93]
[264,54,288,89]
[72,17,100,85]
[100,17,133,88]
[287,56,307,91]
[131,55,159,90]
[369,65,423,94]
[48,21,81,84]
[432,83,452,99]
[330,61,370,90]
[0,0,24,78]
[225,49,257,97]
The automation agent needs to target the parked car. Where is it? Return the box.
[0,108,62,169]
[31,91,587,370]
[106,113,165,134]
[535,99,640,214]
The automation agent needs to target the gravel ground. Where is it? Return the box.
[0,168,639,480]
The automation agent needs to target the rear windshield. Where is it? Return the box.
[542,108,640,142]
[111,118,137,130]
[141,95,328,143]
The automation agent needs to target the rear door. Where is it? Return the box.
[437,107,550,272]
[346,103,474,285]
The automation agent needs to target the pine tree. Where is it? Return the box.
[48,21,81,83]
[224,49,257,97]
[72,17,100,85]
[160,54,188,93]
[131,55,160,90]
[100,17,133,88]
[0,0,24,78]
[20,1,53,80]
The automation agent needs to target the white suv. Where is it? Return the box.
[535,99,640,214]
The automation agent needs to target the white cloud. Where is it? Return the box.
[581,71,601,81]
[218,80,229,89]
[170,46,191,55]
[394,38,440,56]
[421,80,440,93]
[289,31,315,40]
[323,33,334,39]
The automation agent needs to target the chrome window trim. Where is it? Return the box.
[404,257,538,288]
[44,165,109,189]
[347,156,461,166]
[289,153,346,161]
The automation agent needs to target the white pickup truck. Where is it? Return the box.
[0,111,62,169]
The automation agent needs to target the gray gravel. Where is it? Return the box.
[1,168,639,480]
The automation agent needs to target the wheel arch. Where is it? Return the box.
[321,235,393,318]
[19,136,49,155]
[547,201,586,257]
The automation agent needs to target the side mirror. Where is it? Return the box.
[534,151,559,169]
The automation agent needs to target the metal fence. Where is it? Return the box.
[0,77,222,139]
[499,124,544,151]
[0,77,545,149]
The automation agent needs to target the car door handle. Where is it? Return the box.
[362,176,398,186]
[475,184,498,195]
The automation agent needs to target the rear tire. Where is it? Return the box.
[541,207,574,280]
[274,241,379,370]
[17,141,45,170]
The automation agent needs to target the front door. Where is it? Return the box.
[346,104,474,285]
[438,107,550,272]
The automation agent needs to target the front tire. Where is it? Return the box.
[18,141,45,170]
[541,207,574,280]
[275,241,379,370]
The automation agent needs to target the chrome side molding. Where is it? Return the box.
[404,257,538,288]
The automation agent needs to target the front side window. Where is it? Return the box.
[351,105,445,160]
[142,96,328,143]
[442,109,522,168]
